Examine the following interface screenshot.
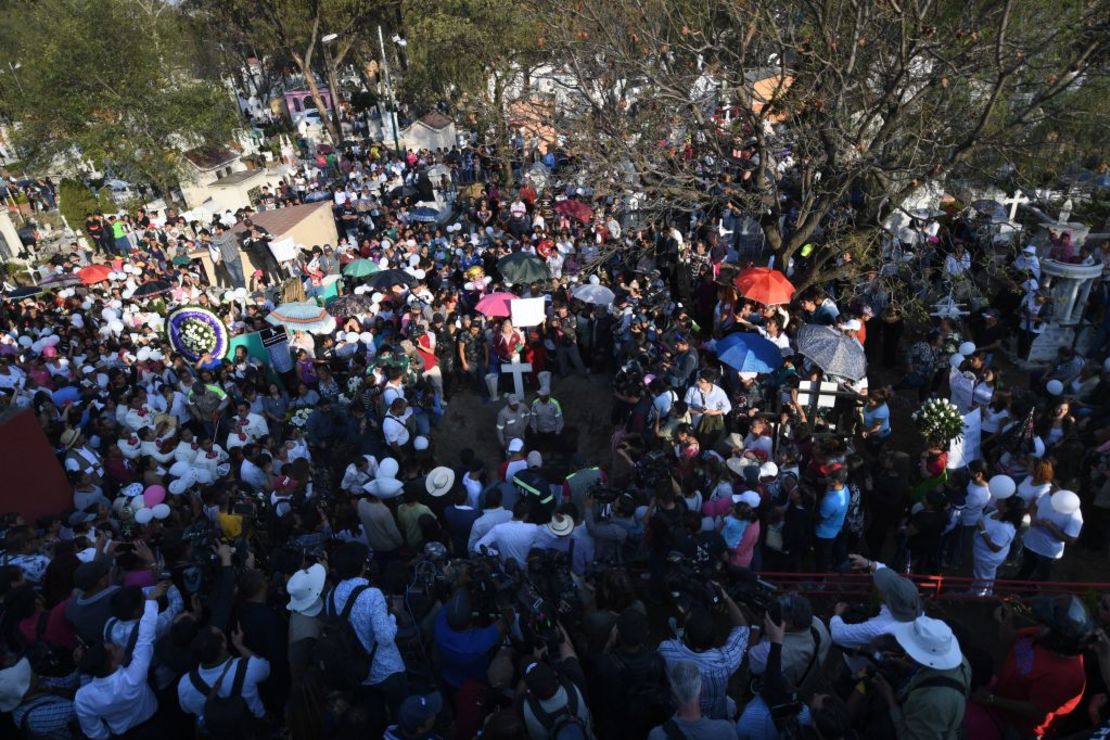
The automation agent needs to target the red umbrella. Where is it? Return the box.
[475,291,515,318]
[734,267,795,305]
[554,199,594,223]
[77,264,113,285]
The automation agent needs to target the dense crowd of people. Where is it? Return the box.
[1,136,1110,740]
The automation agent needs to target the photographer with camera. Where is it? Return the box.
[829,556,922,675]
[736,610,851,740]
[657,580,749,720]
[433,585,513,693]
[853,615,970,740]
[746,594,829,691]
[517,622,595,739]
[583,490,643,564]
[589,607,670,740]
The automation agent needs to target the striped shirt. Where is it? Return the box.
[658,625,750,719]
[10,694,78,739]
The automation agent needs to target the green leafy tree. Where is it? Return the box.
[401,0,542,181]
[0,0,239,194]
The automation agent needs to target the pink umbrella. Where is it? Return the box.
[475,292,515,318]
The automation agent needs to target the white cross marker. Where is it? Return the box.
[501,361,533,399]
[1002,191,1030,223]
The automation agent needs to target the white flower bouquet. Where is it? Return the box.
[911,397,965,445]
[290,408,313,428]
[347,376,363,394]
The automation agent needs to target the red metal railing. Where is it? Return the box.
[756,572,1110,601]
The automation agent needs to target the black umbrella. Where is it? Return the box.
[388,185,418,201]
[365,269,416,290]
[497,253,551,284]
[132,279,172,298]
[327,293,377,316]
[5,286,43,300]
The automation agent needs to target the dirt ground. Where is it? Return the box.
[435,371,615,475]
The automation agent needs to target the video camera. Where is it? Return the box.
[665,556,778,615]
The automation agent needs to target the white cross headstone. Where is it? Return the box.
[1002,191,1030,223]
[501,361,532,399]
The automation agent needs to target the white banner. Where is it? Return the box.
[268,237,297,264]
[947,408,982,469]
[510,297,546,328]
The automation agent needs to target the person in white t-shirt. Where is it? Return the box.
[1018,490,1083,581]
[950,461,991,569]
[972,493,1025,595]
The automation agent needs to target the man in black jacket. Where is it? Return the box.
[589,607,670,739]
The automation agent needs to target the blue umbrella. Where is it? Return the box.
[715,332,783,374]
[410,206,440,223]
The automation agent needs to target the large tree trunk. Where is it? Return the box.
[324,57,345,144]
[300,66,341,145]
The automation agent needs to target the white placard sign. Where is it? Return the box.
[268,237,297,264]
[510,297,546,328]
[949,368,975,413]
[947,408,982,469]
[797,381,838,408]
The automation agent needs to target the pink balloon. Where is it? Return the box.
[143,485,166,508]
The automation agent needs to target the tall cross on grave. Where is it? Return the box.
[1002,191,1031,223]
[501,360,532,399]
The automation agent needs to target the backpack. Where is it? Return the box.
[24,612,75,677]
[188,657,252,740]
[521,676,591,738]
[313,584,375,690]
[610,651,670,732]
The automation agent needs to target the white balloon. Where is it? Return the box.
[151,503,171,520]
[134,508,155,525]
[359,332,373,344]
[344,332,359,343]
[234,287,248,299]
[958,341,976,356]
[948,353,964,368]
[988,475,1016,499]
[109,320,124,334]
[18,335,31,347]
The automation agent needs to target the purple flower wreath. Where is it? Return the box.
[166,306,230,361]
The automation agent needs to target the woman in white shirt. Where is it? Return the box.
[952,461,991,569]
[972,494,1026,595]
[1016,459,1054,507]
[1017,490,1083,581]
[980,390,1012,437]
[971,367,996,409]
[758,317,792,356]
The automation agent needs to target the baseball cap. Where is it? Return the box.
[507,438,524,453]
[399,692,443,734]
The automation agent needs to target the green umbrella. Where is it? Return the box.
[342,259,381,278]
[497,252,551,284]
